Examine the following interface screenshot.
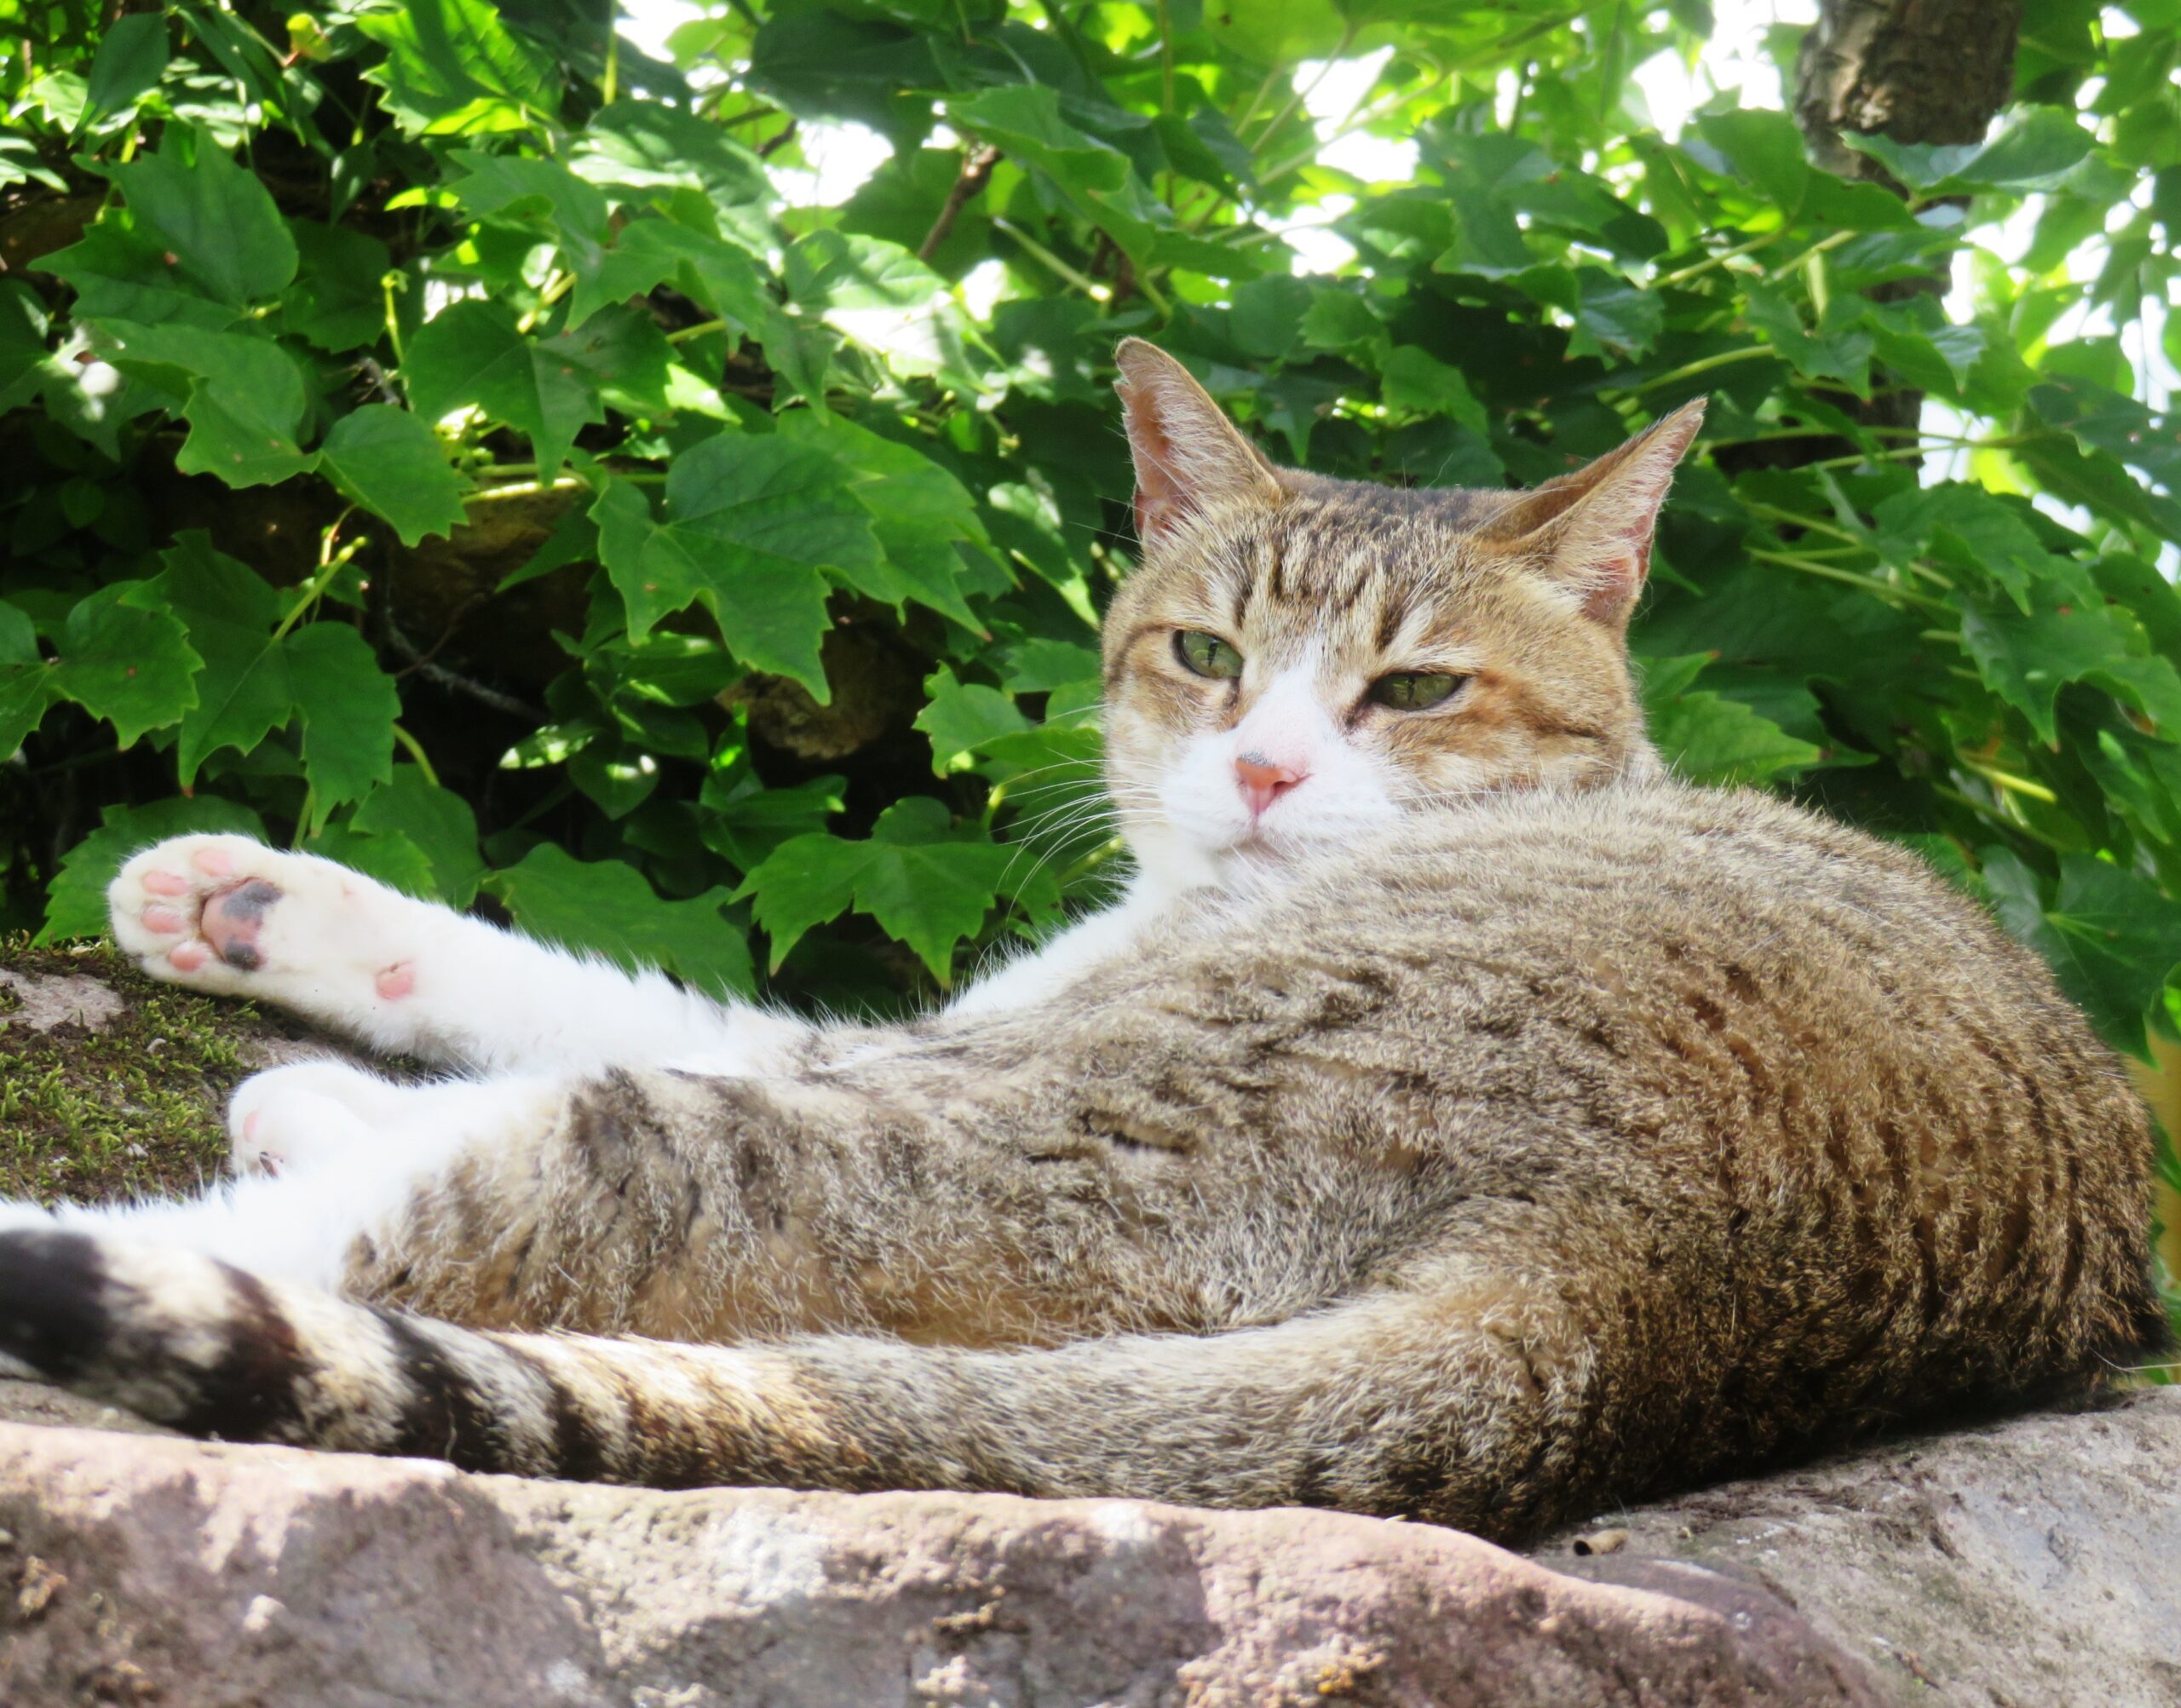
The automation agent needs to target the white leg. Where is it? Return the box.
[108,833,809,1074]
[0,1069,572,1291]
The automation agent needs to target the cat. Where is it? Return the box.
[0,340,2161,1544]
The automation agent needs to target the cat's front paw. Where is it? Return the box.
[108,834,414,1005]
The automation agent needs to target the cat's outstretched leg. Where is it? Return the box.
[0,1066,572,1287]
[108,833,806,1074]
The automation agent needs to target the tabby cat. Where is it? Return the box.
[0,342,2161,1543]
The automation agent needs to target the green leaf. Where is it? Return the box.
[774,411,992,631]
[355,0,561,135]
[95,319,313,487]
[1983,849,2181,1059]
[1694,110,1810,215]
[590,432,885,696]
[486,842,755,999]
[1843,106,2094,193]
[916,667,1030,773]
[735,797,1016,981]
[96,135,298,309]
[286,624,400,819]
[140,533,291,785]
[41,796,265,943]
[316,406,469,545]
[81,14,172,129]
[1568,269,1665,359]
[1379,345,1490,434]
[1956,578,2143,747]
[1871,485,2048,611]
[304,821,440,899]
[403,298,599,477]
[1643,655,1825,786]
[284,221,395,352]
[48,584,202,747]
[352,765,486,906]
[0,598,47,757]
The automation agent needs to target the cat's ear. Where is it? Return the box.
[1114,338,1283,546]
[1485,399,1706,626]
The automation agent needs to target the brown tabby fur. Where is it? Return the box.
[2,342,2161,1542]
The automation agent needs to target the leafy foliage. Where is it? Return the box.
[0,0,2177,1092]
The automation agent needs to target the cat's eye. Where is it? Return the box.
[1368,671,1467,711]
[1175,630,1243,680]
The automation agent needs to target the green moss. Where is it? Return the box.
[0,937,269,1206]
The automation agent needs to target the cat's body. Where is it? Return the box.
[0,342,2161,1542]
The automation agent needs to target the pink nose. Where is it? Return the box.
[1235,754,1306,817]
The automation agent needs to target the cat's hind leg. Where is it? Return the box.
[0,1067,573,1291]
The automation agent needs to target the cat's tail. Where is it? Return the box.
[0,1227,1573,1534]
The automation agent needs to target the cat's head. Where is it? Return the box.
[1101,339,1702,885]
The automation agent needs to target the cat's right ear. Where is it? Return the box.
[1114,339,1283,547]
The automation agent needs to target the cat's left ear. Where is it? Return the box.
[1485,399,1706,627]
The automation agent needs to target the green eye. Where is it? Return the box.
[1175,630,1244,680]
[1368,671,1466,711]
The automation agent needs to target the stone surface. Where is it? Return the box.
[1540,1389,2181,1708]
[0,1412,1884,1708]
[0,968,124,1035]
[1,1391,2174,1706]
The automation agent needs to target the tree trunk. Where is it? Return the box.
[1793,0,2023,177]
[1788,0,2024,443]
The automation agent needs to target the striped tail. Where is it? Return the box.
[0,1227,1580,1535]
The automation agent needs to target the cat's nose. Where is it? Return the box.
[1234,753,1306,817]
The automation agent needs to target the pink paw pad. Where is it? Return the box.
[200,878,282,972]
[193,846,237,877]
[140,906,185,935]
[375,963,416,1001]
[169,941,210,973]
[141,870,190,897]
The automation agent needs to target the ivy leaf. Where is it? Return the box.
[485,842,755,998]
[316,406,469,545]
[1568,269,1664,358]
[303,821,440,899]
[1872,485,2047,611]
[352,765,486,906]
[40,796,265,943]
[284,221,394,352]
[403,299,599,477]
[95,319,313,487]
[0,597,48,756]
[1643,654,1825,786]
[736,796,1017,981]
[446,148,610,285]
[1844,106,2094,194]
[48,584,202,748]
[355,0,561,135]
[1983,848,2181,1059]
[140,533,292,785]
[1693,110,1811,212]
[574,100,771,210]
[698,768,846,871]
[774,411,991,631]
[80,13,172,129]
[1956,578,2143,747]
[566,216,773,336]
[286,624,400,820]
[916,666,1030,773]
[89,135,299,309]
[590,432,884,697]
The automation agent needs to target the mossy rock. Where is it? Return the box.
[0,938,361,1207]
